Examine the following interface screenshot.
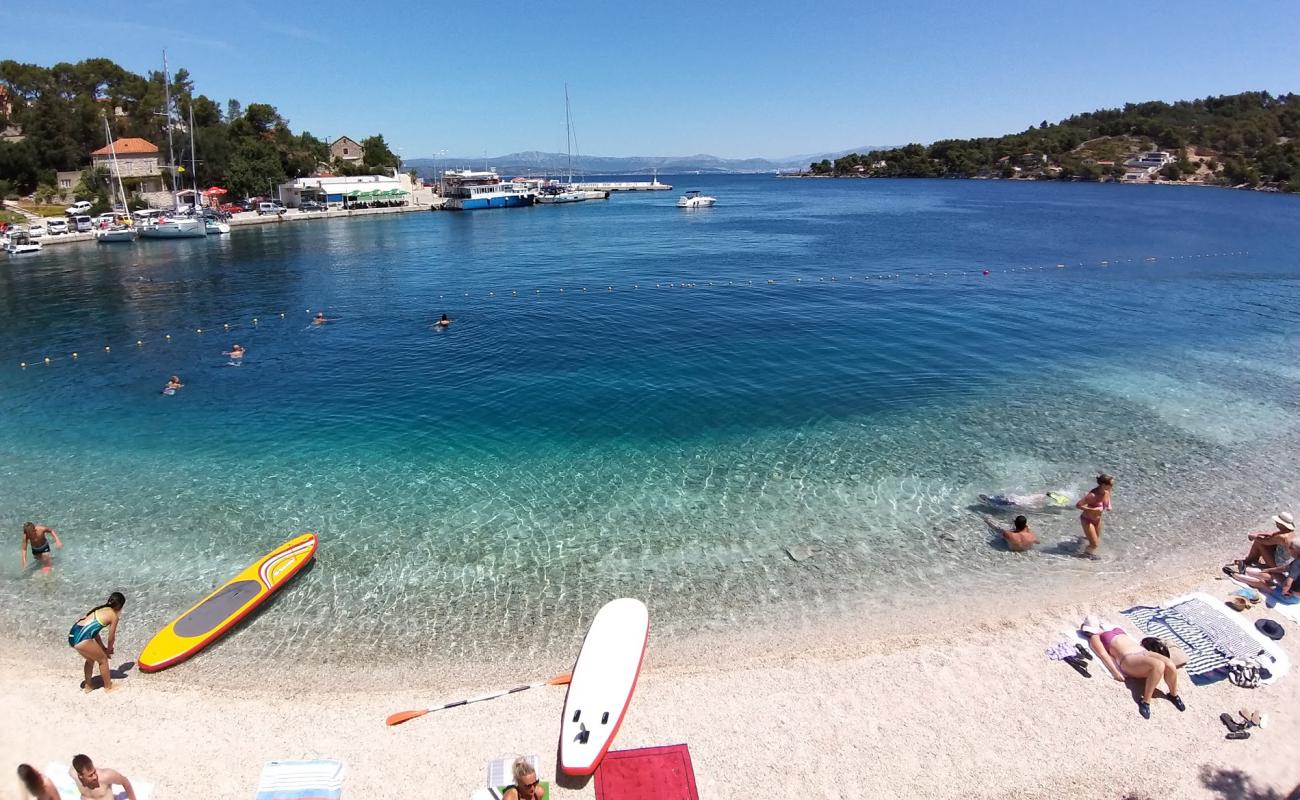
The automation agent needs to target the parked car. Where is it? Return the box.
[65,200,92,215]
[257,202,287,216]
[27,222,45,238]
[298,200,326,212]
[73,215,94,233]
[238,199,257,212]
[46,218,69,235]
[219,202,244,214]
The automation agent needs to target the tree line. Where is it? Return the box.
[0,58,401,203]
[809,92,1300,192]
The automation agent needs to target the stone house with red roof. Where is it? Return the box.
[91,137,167,193]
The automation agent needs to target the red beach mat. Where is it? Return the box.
[594,743,698,800]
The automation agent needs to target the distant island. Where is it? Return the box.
[403,147,896,178]
[799,92,1299,193]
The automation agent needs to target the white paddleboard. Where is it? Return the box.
[559,597,649,775]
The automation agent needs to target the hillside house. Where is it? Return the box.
[1125,151,1174,169]
[91,138,167,193]
[330,136,364,163]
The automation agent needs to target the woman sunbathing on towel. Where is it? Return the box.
[1080,616,1185,720]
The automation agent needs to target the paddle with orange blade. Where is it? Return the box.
[386,672,573,726]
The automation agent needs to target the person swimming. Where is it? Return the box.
[979,491,1072,510]
[434,313,451,328]
[982,514,1037,552]
[223,344,245,364]
[162,375,183,395]
[312,313,333,326]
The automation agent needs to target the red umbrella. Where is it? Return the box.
[204,186,228,196]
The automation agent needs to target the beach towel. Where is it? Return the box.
[1269,591,1300,624]
[594,744,699,800]
[1122,592,1289,686]
[254,759,345,800]
[45,762,153,800]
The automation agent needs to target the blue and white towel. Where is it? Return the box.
[1122,593,1287,685]
[255,759,345,800]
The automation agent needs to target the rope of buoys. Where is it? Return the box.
[8,249,1251,370]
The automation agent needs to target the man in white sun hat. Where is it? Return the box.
[1236,511,1295,570]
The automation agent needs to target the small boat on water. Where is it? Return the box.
[95,224,138,243]
[204,216,231,235]
[3,230,43,254]
[676,190,716,208]
[441,169,536,210]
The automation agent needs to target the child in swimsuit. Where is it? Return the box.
[69,592,125,693]
[21,522,62,572]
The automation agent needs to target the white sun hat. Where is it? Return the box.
[1274,511,1295,532]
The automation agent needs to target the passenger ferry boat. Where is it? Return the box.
[441,170,537,210]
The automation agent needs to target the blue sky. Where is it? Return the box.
[6,1,1299,160]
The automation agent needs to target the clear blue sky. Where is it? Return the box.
[6,0,1299,160]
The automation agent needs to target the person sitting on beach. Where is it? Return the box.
[434,313,452,328]
[21,521,62,572]
[224,344,246,360]
[983,514,1037,551]
[69,755,136,800]
[1080,616,1185,719]
[501,757,546,800]
[980,491,1071,510]
[1239,512,1294,569]
[68,592,125,694]
[1228,538,1300,598]
[163,375,184,394]
[17,764,59,800]
[1075,474,1114,558]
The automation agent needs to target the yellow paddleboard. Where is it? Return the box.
[139,532,318,672]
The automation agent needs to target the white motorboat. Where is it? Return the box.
[676,190,716,208]
[139,215,207,238]
[4,230,42,254]
[95,225,138,243]
[204,218,231,235]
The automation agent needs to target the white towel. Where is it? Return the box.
[254,759,345,800]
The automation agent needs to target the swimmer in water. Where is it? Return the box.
[312,313,333,326]
[433,313,452,328]
[223,344,245,361]
[21,521,62,572]
[162,375,183,394]
[979,491,1072,510]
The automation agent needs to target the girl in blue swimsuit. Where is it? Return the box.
[69,592,126,693]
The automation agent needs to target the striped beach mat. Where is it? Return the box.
[254,759,345,800]
[1122,593,1281,685]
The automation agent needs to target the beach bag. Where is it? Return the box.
[1228,657,1262,688]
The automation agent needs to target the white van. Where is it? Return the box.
[46,218,69,235]
[257,202,286,215]
[73,215,94,233]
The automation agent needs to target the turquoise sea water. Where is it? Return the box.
[2,177,1298,666]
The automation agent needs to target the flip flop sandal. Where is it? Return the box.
[1226,730,1251,740]
[1063,655,1091,678]
[1138,701,1151,719]
[1238,709,1265,728]
[1220,712,1244,732]
[1075,643,1093,661]
[1167,694,1186,712]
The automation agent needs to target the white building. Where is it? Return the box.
[277,173,410,208]
[1124,151,1175,169]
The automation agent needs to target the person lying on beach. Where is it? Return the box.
[17,764,59,800]
[70,754,136,800]
[1239,512,1294,569]
[983,514,1037,551]
[224,344,246,360]
[434,313,452,328]
[502,757,546,800]
[979,491,1071,510]
[163,375,184,395]
[1075,474,1114,558]
[69,592,125,694]
[1080,616,1185,719]
[21,521,62,572]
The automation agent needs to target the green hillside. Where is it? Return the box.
[809,92,1300,192]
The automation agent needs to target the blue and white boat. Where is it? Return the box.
[441,170,536,210]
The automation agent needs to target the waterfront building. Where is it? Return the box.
[90,138,167,193]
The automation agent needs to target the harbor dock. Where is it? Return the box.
[569,179,673,192]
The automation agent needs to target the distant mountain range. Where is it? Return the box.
[404,147,894,177]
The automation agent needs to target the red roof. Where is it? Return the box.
[91,137,159,156]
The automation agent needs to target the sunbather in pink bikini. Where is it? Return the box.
[1081,616,1184,719]
[1075,474,1113,558]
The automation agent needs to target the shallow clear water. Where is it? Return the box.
[2,177,1298,666]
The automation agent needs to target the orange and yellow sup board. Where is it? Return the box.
[139,532,318,672]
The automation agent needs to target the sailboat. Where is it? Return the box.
[139,50,206,240]
[536,85,599,204]
[96,115,139,243]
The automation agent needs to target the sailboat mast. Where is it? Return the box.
[161,50,178,201]
[564,83,572,184]
[104,115,129,215]
[189,100,199,211]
